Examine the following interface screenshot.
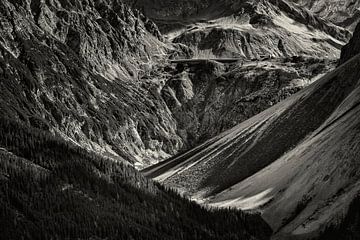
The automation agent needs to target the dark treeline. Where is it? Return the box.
[0,117,272,240]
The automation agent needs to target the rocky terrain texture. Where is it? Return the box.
[291,0,360,31]
[162,57,335,148]
[1,0,360,239]
[143,22,360,239]
[0,0,189,169]
[0,0,334,169]
[127,0,351,59]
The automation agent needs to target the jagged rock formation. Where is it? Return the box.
[162,57,335,148]
[126,0,350,59]
[1,0,360,239]
[0,0,334,169]
[0,0,188,168]
[291,0,360,31]
[144,22,360,239]
[173,0,350,58]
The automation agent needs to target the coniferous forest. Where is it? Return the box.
[0,117,272,240]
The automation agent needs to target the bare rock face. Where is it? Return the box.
[173,0,350,59]
[6,0,165,79]
[161,57,335,148]
[126,0,213,19]
[291,0,360,31]
[126,0,351,59]
[0,0,184,168]
[0,0,344,170]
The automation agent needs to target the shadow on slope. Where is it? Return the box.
[0,117,272,240]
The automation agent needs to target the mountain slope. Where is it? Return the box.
[1,0,333,170]
[341,21,360,64]
[0,116,272,240]
[143,23,360,239]
[319,195,360,240]
[291,0,360,31]
[127,0,351,59]
[162,57,335,149]
[0,0,191,169]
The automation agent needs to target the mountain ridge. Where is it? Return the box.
[0,116,272,239]
[126,0,352,59]
[1,0,360,239]
[0,0,339,169]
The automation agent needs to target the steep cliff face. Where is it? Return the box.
[162,57,335,148]
[2,0,165,79]
[0,0,185,168]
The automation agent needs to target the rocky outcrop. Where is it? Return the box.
[173,25,341,59]
[172,0,351,59]
[127,0,351,59]
[269,0,351,41]
[291,0,360,31]
[0,0,184,168]
[161,57,335,148]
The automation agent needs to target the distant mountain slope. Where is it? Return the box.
[0,0,338,170]
[143,23,360,239]
[1,0,331,171]
[291,0,360,31]
[162,57,335,149]
[126,0,351,59]
[0,117,272,240]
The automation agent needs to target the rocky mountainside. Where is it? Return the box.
[291,0,360,31]
[1,0,360,239]
[162,57,335,148]
[143,22,360,239]
[0,2,278,238]
[126,0,351,59]
[0,0,336,169]
[0,0,189,169]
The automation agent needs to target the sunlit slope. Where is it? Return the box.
[291,0,360,31]
[126,0,351,59]
[208,56,360,238]
[171,0,350,59]
[143,53,360,199]
[143,19,360,239]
